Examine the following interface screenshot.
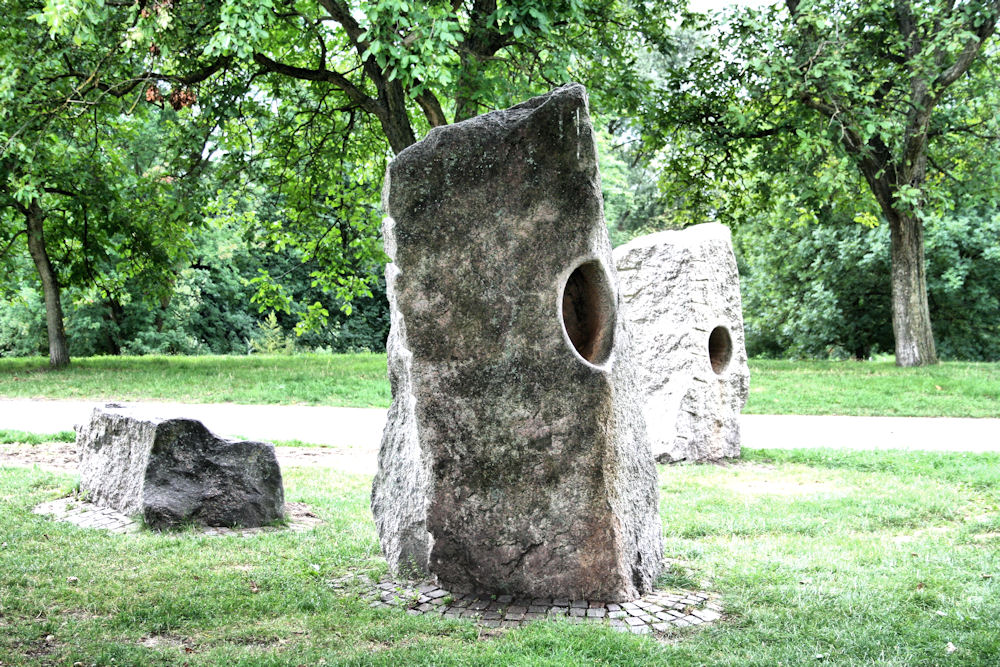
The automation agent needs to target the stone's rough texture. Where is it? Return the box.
[77,405,284,529]
[614,223,750,463]
[372,83,662,601]
[372,302,431,574]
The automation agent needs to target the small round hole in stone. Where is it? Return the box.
[708,326,732,375]
[560,260,615,365]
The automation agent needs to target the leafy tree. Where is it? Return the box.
[1,1,227,365]
[39,0,681,330]
[0,210,393,358]
[213,0,679,152]
[649,0,1000,366]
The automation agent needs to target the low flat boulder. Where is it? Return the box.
[77,405,284,530]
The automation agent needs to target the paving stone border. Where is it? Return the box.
[362,579,723,635]
[33,497,322,536]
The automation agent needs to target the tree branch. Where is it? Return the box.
[316,0,368,46]
[251,52,381,116]
[0,229,26,260]
[800,92,897,217]
[928,119,999,140]
[894,0,920,59]
[152,56,234,86]
[72,56,233,99]
[927,152,962,183]
[316,0,387,86]
[932,9,999,95]
[416,90,448,126]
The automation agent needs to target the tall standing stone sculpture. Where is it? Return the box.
[371,84,663,601]
[614,224,750,463]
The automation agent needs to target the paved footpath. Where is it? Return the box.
[2,399,998,464]
[0,399,385,450]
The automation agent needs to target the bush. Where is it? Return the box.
[0,287,47,358]
[734,209,1000,361]
[0,221,391,359]
[250,312,297,354]
[925,212,1000,360]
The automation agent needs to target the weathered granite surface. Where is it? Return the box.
[614,224,750,462]
[77,405,284,529]
[371,83,663,601]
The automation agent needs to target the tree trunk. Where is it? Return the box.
[888,212,937,366]
[453,57,480,123]
[379,80,417,154]
[104,297,124,356]
[25,201,70,367]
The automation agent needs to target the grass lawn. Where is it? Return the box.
[0,430,75,444]
[0,354,390,408]
[2,447,999,665]
[744,359,1000,417]
[1,354,998,417]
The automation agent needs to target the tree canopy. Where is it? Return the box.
[23,0,682,345]
[646,0,1000,365]
[5,0,999,365]
[1,1,219,365]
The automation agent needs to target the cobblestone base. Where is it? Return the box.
[33,497,322,536]
[363,579,722,635]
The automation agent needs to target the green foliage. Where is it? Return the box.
[251,312,297,355]
[213,98,389,333]
[596,125,676,245]
[0,286,47,358]
[926,211,1000,360]
[27,0,685,338]
[1,1,226,364]
[736,209,1000,361]
[0,217,391,358]
[648,1,1000,221]
[736,210,893,360]
[644,0,1000,364]
[204,0,276,58]
[359,0,467,91]
[20,0,997,369]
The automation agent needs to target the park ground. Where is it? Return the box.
[0,354,998,417]
[1,354,999,665]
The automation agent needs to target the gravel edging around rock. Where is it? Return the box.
[33,497,323,536]
[1,440,376,476]
[360,578,723,636]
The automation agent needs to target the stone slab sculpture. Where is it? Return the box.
[614,223,750,463]
[77,405,284,529]
[371,83,663,601]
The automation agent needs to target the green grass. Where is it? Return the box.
[2,447,999,665]
[1,354,999,417]
[744,359,1000,417]
[0,354,390,408]
[0,430,76,444]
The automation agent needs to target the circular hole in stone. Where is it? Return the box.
[560,260,615,365]
[708,326,732,375]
